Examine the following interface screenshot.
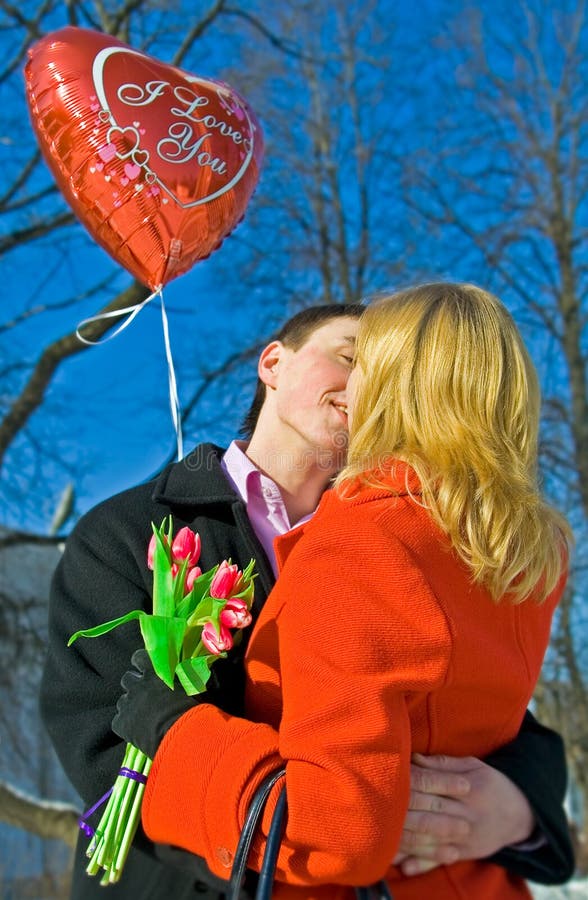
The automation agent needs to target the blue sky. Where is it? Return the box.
[1,3,291,528]
[1,0,586,538]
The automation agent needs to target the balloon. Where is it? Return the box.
[24,27,264,290]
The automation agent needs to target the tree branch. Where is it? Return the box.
[0,779,79,848]
[0,280,150,467]
[0,211,75,257]
[172,0,227,67]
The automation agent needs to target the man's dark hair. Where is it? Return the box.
[240,303,365,439]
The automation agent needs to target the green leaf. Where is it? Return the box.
[241,559,256,581]
[172,557,191,607]
[188,595,226,630]
[174,569,215,620]
[186,595,214,626]
[151,524,174,617]
[229,559,257,604]
[175,654,218,696]
[181,624,203,659]
[140,615,186,689]
[233,579,255,605]
[174,593,196,621]
[68,610,144,646]
[190,567,217,600]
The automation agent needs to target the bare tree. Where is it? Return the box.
[0,0,235,511]
[214,0,414,312]
[0,2,256,891]
[402,0,588,855]
[0,0,414,508]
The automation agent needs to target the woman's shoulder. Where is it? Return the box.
[291,486,424,566]
[315,465,423,527]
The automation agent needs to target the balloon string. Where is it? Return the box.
[76,288,184,461]
[75,290,159,346]
[159,295,183,460]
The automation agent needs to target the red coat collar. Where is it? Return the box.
[273,459,422,572]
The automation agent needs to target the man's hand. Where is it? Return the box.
[112,649,205,759]
[393,753,536,876]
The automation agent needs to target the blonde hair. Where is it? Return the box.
[337,282,571,603]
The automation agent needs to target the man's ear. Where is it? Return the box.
[257,341,283,389]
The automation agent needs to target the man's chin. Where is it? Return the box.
[315,444,348,475]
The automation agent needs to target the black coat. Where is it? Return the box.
[39,444,574,900]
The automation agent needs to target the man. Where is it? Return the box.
[40,304,574,900]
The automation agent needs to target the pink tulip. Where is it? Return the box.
[172,527,201,567]
[209,561,241,599]
[185,566,202,593]
[147,533,169,570]
[201,621,233,655]
[147,534,156,570]
[220,598,252,629]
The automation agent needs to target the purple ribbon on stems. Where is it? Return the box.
[78,767,148,837]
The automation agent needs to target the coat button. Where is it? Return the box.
[216,846,233,868]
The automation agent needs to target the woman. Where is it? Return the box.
[140,283,570,899]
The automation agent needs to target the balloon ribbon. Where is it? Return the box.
[76,288,183,460]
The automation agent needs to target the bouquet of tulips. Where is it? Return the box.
[68,516,255,885]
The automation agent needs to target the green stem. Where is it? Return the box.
[84,743,151,880]
[112,752,152,878]
[86,771,122,867]
[113,745,142,844]
[95,770,127,868]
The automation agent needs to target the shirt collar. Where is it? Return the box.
[220,440,263,505]
[221,440,316,530]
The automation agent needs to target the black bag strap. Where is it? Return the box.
[227,765,286,900]
[227,765,394,900]
[356,885,394,900]
[255,779,288,900]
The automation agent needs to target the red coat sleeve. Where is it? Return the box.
[142,515,452,887]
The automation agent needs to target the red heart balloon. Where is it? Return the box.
[25,27,264,290]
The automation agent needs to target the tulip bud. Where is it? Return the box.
[185,566,202,594]
[147,534,157,570]
[201,621,233,655]
[220,597,252,629]
[172,527,201,567]
[209,560,241,599]
[147,532,169,570]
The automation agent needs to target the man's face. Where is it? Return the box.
[269,316,359,466]
[345,363,361,434]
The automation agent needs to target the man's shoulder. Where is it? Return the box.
[73,443,232,537]
[151,443,235,506]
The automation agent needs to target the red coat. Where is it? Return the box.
[142,463,564,899]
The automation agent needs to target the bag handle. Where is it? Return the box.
[255,779,288,900]
[227,765,393,900]
[227,765,286,900]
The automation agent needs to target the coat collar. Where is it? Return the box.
[274,461,423,572]
[151,443,238,507]
[341,459,423,501]
[152,447,421,516]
